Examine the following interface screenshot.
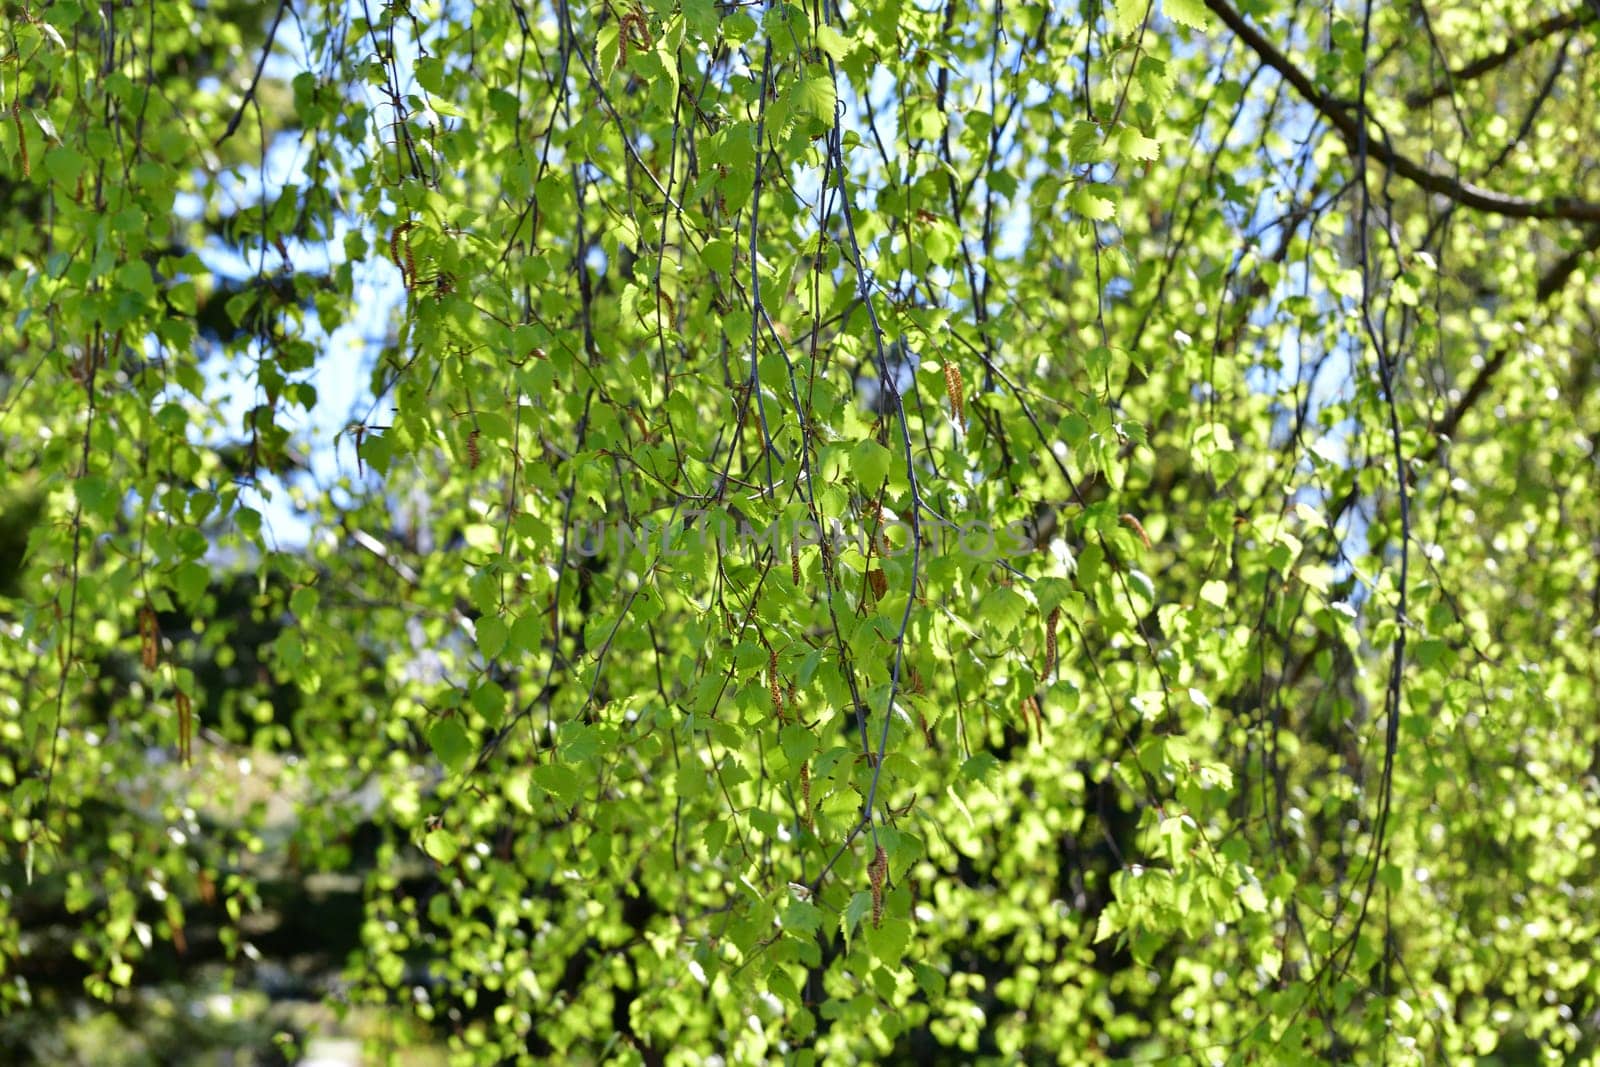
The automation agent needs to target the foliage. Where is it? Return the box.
[3,0,1600,1062]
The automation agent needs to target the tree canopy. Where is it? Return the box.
[3,0,1600,1062]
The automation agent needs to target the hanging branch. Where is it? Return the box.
[1205,0,1600,223]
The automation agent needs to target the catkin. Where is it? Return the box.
[630,7,654,48]
[943,362,965,425]
[1120,512,1151,550]
[390,221,415,289]
[868,845,888,927]
[1022,694,1043,743]
[139,607,160,671]
[13,105,29,180]
[867,569,887,600]
[175,690,193,766]
[466,428,482,470]
[799,761,812,825]
[1044,606,1060,680]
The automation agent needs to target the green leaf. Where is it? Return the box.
[783,897,825,936]
[842,890,872,939]
[173,562,209,606]
[791,72,837,124]
[415,56,446,95]
[851,439,892,487]
[676,762,708,800]
[978,586,1028,635]
[475,616,508,659]
[701,239,734,275]
[470,681,506,726]
[30,110,60,144]
[864,916,910,963]
[509,612,541,654]
[1068,121,1103,165]
[912,962,946,1000]
[683,0,719,39]
[42,145,83,185]
[531,763,583,805]
[422,829,461,865]
[1113,0,1147,35]
[1072,185,1118,221]
[428,719,474,774]
[1117,126,1161,162]
[359,432,393,474]
[960,752,1001,783]
[1164,0,1213,30]
[768,967,802,1007]
[815,25,850,61]
[780,722,818,765]
[289,586,319,617]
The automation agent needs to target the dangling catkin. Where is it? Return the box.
[943,362,965,425]
[1120,512,1151,550]
[13,105,28,180]
[866,568,887,600]
[175,690,193,767]
[1044,606,1060,681]
[869,845,888,927]
[139,607,160,671]
[799,760,812,825]
[389,224,404,279]
[1022,694,1043,743]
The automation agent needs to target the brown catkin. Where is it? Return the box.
[139,607,160,671]
[391,221,416,289]
[867,569,888,600]
[869,845,888,927]
[13,105,29,180]
[799,761,812,825]
[1022,694,1043,743]
[943,362,965,425]
[769,648,783,717]
[466,428,482,470]
[1120,512,1151,550]
[175,690,193,767]
[1044,606,1060,681]
[629,7,653,48]
[790,538,802,585]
